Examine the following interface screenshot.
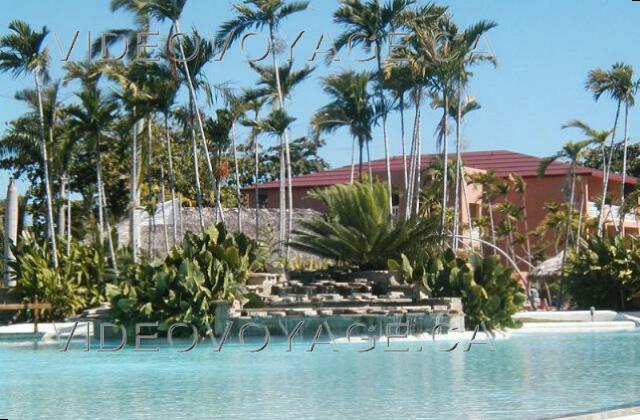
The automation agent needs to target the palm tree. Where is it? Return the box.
[586,63,636,235]
[227,95,249,232]
[147,64,180,244]
[241,94,267,240]
[510,174,532,264]
[382,64,413,190]
[467,170,502,252]
[333,0,415,215]
[394,3,448,217]
[311,71,376,182]
[248,109,295,255]
[539,139,593,307]
[205,110,233,224]
[0,20,58,267]
[216,0,309,256]
[67,86,120,271]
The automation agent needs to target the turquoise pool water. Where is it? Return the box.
[0,331,639,419]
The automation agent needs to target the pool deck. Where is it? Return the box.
[556,404,640,419]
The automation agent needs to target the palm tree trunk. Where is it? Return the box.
[269,23,293,258]
[58,172,67,238]
[619,101,630,235]
[406,93,421,218]
[174,19,219,228]
[452,80,463,249]
[375,41,393,216]
[147,118,153,259]
[189,104,205,231]
[96,145,117,272]
[441,93,449,232]
[350,137,356,185]
[160,165,169,255]
[415,106,423,215]
[366,141,373,183]
[66,182,71,257]
[130,107,139,264]
[231,122,242,232]
[163,113,178,245]
[34,69,58,268]
[558,165,577,308]
[598,101,621,236]
[487,198,497,254]
[400,94,407,192]
[358,139,364,183]
[100,168,118,273]
[253,111,260,241]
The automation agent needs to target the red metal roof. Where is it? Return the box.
[244,150,637,190]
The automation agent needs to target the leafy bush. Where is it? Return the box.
[10,232,121,320]
[565,235,640,310]
[390,249,526,329]
[291,182,441,270]
[107,223,260,336]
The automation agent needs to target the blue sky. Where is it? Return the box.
[2,0,640,195]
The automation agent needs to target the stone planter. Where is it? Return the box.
[349,270,398,295]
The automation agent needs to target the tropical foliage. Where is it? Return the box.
[565,235,640,311]
[107,223,260,336]
[291,181,441,270]
[389,249,525,329]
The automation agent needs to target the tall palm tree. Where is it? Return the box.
[333,0,416,215]
[562,119,612,232]
[394,3,448,217]
[147,64,180,244]
[0,20,58,267]
[311,71,376,182]
[247,108,295,255]
[227,95,250,232]
[510,174,532,264]
[586,63,636,235]
[382,64,413,190]
[241,94,267,241]
[539,139,593,307]
[247,60,313,238]
[67,86,120,271]
[205,110,233,224]
[216,0,309,256]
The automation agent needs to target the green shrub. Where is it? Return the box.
[390,249,526,329]
[565,235,640,310]
[10,232,121,320]
[106,223,260,336]
[291,182,441,270]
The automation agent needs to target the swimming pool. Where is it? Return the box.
[0,331,638,419]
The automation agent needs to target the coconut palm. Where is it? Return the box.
[67,86,120,271]
[0,20,58,267]
[216,0,309,255]
[311,71,376,183]
[333,0,416,215]
[586,63,637,235]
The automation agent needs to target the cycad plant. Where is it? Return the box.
[291,181,441,270]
